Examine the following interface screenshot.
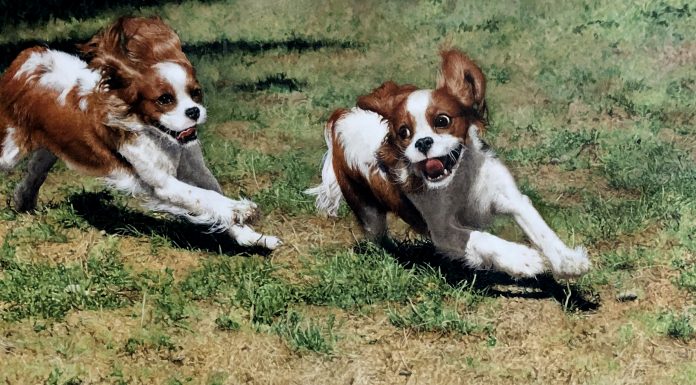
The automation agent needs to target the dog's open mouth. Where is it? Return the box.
[153,121,198,143]
[176,125,197,141]
[417,145,462,182]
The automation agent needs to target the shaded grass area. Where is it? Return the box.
[0,0,180,25]
[0,36,364,71]
[0,203,490,354]
[64,190,274,256]
[233,73,307,93]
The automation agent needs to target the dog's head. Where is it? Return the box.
[86,17,206,141]
[359,49,486,191]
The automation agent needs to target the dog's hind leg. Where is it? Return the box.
[335,169,390,246]
[12,148,58,212]
[0,127,25,171]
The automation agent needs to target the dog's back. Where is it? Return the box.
[306,107,427,237]
[306,107,387,215]
[0,46,131,175]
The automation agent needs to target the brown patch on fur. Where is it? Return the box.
[0,47,133,176]
[437,49,486,112]
[356,81,418,120]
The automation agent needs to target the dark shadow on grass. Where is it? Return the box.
[66,190,272,257]
[0,37,363,71]
[356,239,601,312]
[231,73,306,92]
[0,0,189,27]
[183,37,363,56]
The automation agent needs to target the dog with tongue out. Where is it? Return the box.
[307,48,590,279]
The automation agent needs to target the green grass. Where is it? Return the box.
[272,311,337,354]
[656,311,696,341]
[122,330,178,356]
[214,315,241,331]
[300,245,425,308]
[675,262,696,293]
[11,220,68,244]
[0,236,138,321]
[388,298,483,335]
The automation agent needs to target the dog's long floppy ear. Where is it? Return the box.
[357,81,418,119]
[79,16,182,65]
[437,49,486,111]
[78,16,130,61]
[96,54,141,101]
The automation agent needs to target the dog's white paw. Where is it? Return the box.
[489,243,545,278]
[229,225,281,250]
[230,199,259,224]
[548,246,591,279]
[466,232,545,278]
[260,236,283,250]
[502,246,546,278]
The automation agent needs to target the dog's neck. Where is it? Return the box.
[405,141,491,233]
[141,127,189,165]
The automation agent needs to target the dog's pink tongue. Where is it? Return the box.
[177,126,196,140]
[424,158,445,176]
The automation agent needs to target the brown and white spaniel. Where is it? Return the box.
[307,49,589,278]
[0,17,280,249]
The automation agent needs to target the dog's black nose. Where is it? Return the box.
[415,137,434,154]
[185,107,200,121]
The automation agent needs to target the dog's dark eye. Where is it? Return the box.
[398,125,411,139]
[156,93,175,105]
[433,114,451,128]
[190,88,203,101]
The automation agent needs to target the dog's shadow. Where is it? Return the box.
[362,240,600,312]
[62,191,599,311]
[64,190,272,256]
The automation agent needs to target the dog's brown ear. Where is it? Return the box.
[78,16,131,61]
[79,16,182,65]
[357,81,417,119]
[95,54,140,101]
[437,49,486,111]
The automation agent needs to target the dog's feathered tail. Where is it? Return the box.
[304,110,346,217]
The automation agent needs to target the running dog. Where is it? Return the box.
[307,49,589,277]
[0,17,281,249]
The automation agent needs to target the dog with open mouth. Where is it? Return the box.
[307,49,589,278]
[0,17,281,250]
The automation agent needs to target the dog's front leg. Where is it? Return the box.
[429,222,545,278]
[476,156,590,278]
[176,142,223,193]
[176,142,282,250]
[119,137,281,249]
[228,224,282,250]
